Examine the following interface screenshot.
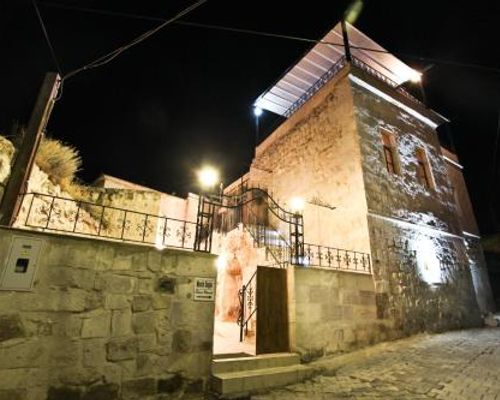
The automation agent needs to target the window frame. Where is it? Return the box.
[380,130,400,175]
[415,147,435,190]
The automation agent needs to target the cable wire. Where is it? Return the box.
[62,0,207,81]
[33,0,63,75]
[39,1,500,75]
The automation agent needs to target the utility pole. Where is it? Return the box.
[0,72,61,226]
[341,19,352,62]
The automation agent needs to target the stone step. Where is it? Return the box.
[212,353,300,374]
[212,364,313,396]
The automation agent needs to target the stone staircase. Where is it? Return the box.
[211,353,313,398]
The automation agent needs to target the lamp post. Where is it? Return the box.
[194,165,221,252]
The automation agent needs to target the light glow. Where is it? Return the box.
[415,238,443,286]
[349,75,440,128]
[197,166,219,189]
[253,106,263,117]
[290,197,305,213]
[215,254,227,273]
[408,70,422,83]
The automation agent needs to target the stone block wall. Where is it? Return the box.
[350,70,487,330]
[0,228,216,400]
[293,267,391,362]
[465,237,496,312]
[368,216,483,334]
[351,71,460,236]
[250,70,371,253]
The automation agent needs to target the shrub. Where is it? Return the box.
[0,135,15,184]
[36,137,82,187]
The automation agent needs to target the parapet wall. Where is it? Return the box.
[0,228,216,400]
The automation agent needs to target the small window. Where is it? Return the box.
[416,148,434,189]
[381,131,399,175]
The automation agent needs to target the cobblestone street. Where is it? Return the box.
[254,329,500,400]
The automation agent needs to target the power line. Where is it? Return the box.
[33,0,63,75]
[39,1,500,75]
[62,0,207,81]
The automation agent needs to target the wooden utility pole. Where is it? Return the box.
[0,72,61,226]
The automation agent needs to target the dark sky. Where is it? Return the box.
[1,0,500,234]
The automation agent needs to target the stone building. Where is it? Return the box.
[212,21,495,357]
[0,20,496,399]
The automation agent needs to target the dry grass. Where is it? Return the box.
[0,135,15,184]
[36,137,82,188]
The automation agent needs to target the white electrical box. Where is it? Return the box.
[0,236,43,291]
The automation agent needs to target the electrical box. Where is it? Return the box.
[0,236,43,291]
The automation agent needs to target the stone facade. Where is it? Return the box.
[293,267,391,361]
[250,69,370,253]
[0,227,216,400]
[233,63,493,349]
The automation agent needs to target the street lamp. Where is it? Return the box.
[253,106,263,145]
[290,197,305,214]
[197,166,219,191]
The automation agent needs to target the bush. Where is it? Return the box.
[0,135,15,184]
[36,136,82,187]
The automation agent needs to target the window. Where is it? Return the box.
[416,148,434,189]
[381,131,399,175]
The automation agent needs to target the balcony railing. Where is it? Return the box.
[283,55,423,119]
[303,243,371,273]
[15,192,197,250]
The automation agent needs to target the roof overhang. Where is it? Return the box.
[254,21,422,118]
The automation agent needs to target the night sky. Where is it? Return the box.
[1,0,499,234]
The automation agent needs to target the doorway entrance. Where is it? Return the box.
[213,263,289,356]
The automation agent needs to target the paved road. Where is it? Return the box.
[254,328,500,400]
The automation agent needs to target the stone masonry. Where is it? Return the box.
[0,227,216,400]
[237,63,492,353]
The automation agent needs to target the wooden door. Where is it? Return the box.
[256,266,289,354]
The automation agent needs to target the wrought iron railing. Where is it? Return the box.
[351,57,425,107]
[303,243,371,273]
[237,270,257,342]
[284,56,348,118]
[283,55,423,118]
[16,192,198,250]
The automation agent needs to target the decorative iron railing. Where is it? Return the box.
[207,187,303,267]
[283,55,423,118]
[303,243,371,273]
[351,57,425,107]
[237,270,257,342]
[16,192,198,250]
[284,56,348,118]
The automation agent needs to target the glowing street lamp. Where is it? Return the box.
[253,106,264,145]
[253,106,263,117]
[197,166,219,191]
[290,197,305,214]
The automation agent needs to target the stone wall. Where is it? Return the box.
[442,148,479,235]
[250,70,371,253]
[368,216,483,334]
[0,227,216,400]
[465,237,496,312]
[350,70,486,329]
[293,266,391,362]
[352,71,460,236]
